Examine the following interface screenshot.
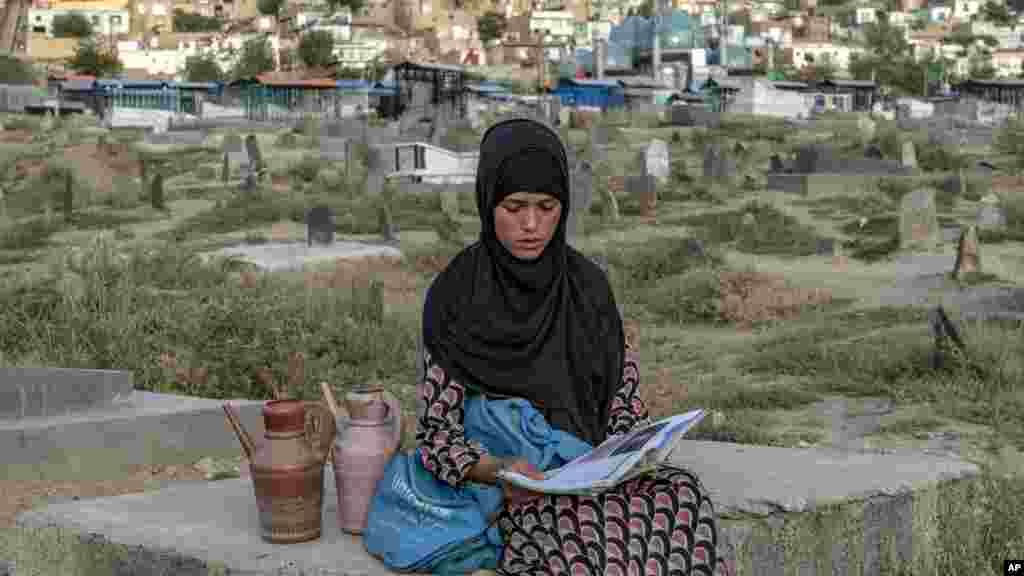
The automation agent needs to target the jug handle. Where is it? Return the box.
[303,401,337,465]
[382,389,402,457]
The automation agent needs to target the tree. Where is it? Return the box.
[231,37,275,80]
[68,38,122,76]
[257,0,284,16]
[51,11,93,38]
[173,9,223,32]
[325,0,366,16]
[0,54,35,84]
[298,30,336,68]
[980,0,1015,27]
[477,11,507,44]
[183,53,224,82]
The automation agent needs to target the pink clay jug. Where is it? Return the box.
[332,385,402,534]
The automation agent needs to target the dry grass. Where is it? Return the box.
[303,255,421,307]
[717,270,835,328]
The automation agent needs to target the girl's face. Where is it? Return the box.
[493,191,562,260]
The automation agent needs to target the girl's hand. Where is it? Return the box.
[500,459,546,506]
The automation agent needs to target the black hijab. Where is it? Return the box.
[422,117,625,446]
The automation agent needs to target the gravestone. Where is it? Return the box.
[241,171,256,193]
[641,139,670,185]
[901,140,917,169]
[378,204,398,243]
[953,225,980,280]
[306,205,335,247]
[320,135,348,162]
[223,133,249,173]
[741,212,757,229]
[685,238,706,260]
[865,144,884,160]
[625,175,657,218]
[590,125,611,163]
[703,144,735,182]
[365,148,385,196]
[899,188,939,249]
[815,237,836,257]
[439,189,460,221]
[244,135,264,180]
[769,154,784,173]
[976,204,1007,230]
[568,161,594,239]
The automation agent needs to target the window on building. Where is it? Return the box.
[111,15,122,25]
[414,146,425,170]
[91,14,100,24]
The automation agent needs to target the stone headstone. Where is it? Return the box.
[769,154,784,173]
[741,212,757,228]
[625,175,657,218]
[245,135,264,178]
[568,161,595,239]
[815,237,836,257]
[223,133,249,171]
[642,139,670,184]
[865,144,884,160]
[901,140,917,169]
[899,188,939,249]
[976,204,1007,230]
[685,238,706,260]
[953,225,980,279]
[306,205,335,246]
[378,204,398,243]
[703,144,735,182]
[440,189,460,220]
[241,171,256,193]
[601,180,620,223]
[320,136,348,162]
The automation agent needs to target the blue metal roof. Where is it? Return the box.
[336,79,371,90]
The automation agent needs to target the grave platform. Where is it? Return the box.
[0,367,133,420]
[1,391,265,479]
[11,442,978,576]
[201,241,403,273]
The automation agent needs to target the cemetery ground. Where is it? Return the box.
[0,110,1023,574]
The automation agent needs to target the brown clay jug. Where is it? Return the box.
[332,386,402,534]
[223,399,336,544]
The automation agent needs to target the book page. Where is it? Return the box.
[498,409,706,495]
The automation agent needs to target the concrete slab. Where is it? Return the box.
[10,441,981,576]
[200,241,403,273]
[15,476,395,576]
[1,391,265,478]
[0,368,132,420]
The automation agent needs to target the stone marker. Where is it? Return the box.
[641,139,670,184]
[626,175,657,218]
[223,133,249,174]
[703,144,735,182]
[568,161,594,239]
[953,225,980,280]
[365,148,385,196]
[306,205,335,247]
[741,212,756,228]
[151,173,164,209]
[245,135,264,180]
[899,188,939,249]
[378,204,398,243]
[900,140,917,169]
[815,237,836,257]
[769,154,784,173]
[865,144,883,160]
[976,204,1007,230]
[0,367,133,420]
[685,238,706,260]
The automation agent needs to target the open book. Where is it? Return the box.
[497,409,706,496]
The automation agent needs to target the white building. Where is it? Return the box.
[854,6,876,25]
[929,4,952,22]
[387,142,479,185]
[28,5,130,37]
[529,10,575,43]
[117,33,281,78]
[953,0,980,20]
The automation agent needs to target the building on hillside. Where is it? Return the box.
[818,78,877,111]
[929,2,952,23]
[390,61,467,118]
[953,0,980,20]
[991,48,1024,77]
[783,41,856,72]
[549,77,624,109]
[28,3,130,36]
[724,77,813,118]
[529,10,575,45]
[955,78,1024,107]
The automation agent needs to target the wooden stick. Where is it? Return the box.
[320,381,341,420]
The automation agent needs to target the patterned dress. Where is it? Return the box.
[416,346,723,576]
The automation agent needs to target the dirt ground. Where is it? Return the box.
[0,464,207,530]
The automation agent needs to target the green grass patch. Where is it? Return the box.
[0,216,63,250]
[676,200,824,256]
